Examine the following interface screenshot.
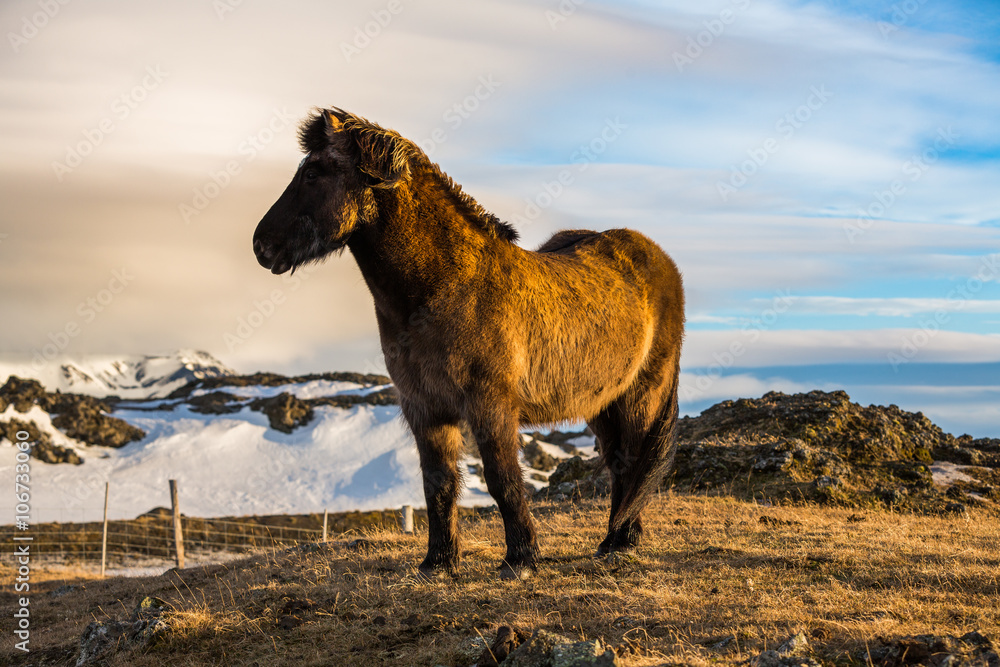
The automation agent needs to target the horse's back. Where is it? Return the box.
[535,227,682,311]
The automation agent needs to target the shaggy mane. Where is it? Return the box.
[297,108,518,244]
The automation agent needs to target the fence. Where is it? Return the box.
[1,480,418,574]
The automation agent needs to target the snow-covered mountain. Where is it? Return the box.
[0,350,235,399]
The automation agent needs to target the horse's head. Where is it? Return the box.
[252,108,410,275]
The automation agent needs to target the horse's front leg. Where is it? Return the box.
[404,408,464,576]
[471,411,540,580]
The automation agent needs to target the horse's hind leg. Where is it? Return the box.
[402,403,464,575]
[588,407,643,554]
[588,381,679,555]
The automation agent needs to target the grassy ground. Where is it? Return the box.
[2,493,998,666]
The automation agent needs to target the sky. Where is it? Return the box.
[0,0,998,435]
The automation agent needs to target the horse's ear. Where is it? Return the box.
[351,130,409,189]
[324,110,343,131]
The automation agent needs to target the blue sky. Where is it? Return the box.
[0,0,997,434]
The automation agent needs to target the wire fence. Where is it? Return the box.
[0,514,328,571]
[1,479,435,574]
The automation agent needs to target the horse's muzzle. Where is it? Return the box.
[252,237,290,275]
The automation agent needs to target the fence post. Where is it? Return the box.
[401,505,414,534]
[322,509,328,542]
[101,482,109,578]
[169,480,185,569]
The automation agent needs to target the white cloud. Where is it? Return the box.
[682,329,1000,368]
[750,296,1000,317]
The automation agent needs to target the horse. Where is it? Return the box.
[252,108,685,580]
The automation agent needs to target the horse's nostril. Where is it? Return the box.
[253,238,267,257]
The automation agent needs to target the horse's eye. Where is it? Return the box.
[304,168,318,182]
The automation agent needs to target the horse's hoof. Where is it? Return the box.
[598,551,636,567]
[499,563,535,581]
[414,566,451,582]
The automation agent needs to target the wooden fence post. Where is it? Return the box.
[322,509,328,542]
[100,482,109,578]
[169,480,185,569]
[401,505,414,534]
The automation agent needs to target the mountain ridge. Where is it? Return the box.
[0,350,235,399]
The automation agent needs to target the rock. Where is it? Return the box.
[249,392,314,432]
[523,439,558,472]
[50,584,77,597]
[874,485,904,506]
[50,398,146,448]
[169,370,391,398]
[0,418,83,464]
[866,632,1000,667]
[186,390,246,414]
[812,475,841,490]
[503,629,574,667]
[0,376,46,412]
[710,636,736,652]
[749,632,818,667]
[468,462,486,483]
[551,638,619,666]
[32,439,83,464]
[777,631,809,656]
[310,387,400,410]
[750,650,821,667]
[453,635,489,663]
[476,625,527,666]
[944,502,968,515]
[536,456,610,500]
[76,596,169,666]
[548,456,598,485]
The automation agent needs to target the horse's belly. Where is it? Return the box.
[517,316,653,424]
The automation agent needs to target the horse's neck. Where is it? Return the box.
[348,167,493,309]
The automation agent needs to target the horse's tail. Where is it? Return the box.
[606,378,679,531]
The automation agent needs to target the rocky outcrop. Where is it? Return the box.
[186,390,247,415]
[250,393,314,433]
[50,398,145,448]
[167,370,392,399]
[0,417,82,464]
[534,391,999,513]
[522,439,558,472]
[0,376,145,449]
[0,375,46,412]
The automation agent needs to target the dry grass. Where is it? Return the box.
[3,494,998,666]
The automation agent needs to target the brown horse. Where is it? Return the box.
[253,108,684,579]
